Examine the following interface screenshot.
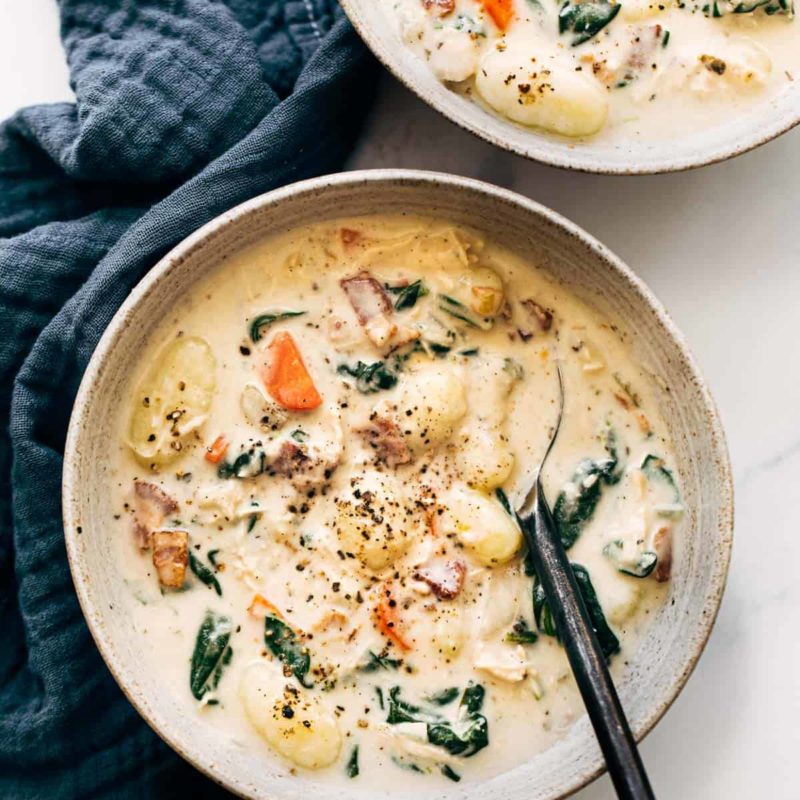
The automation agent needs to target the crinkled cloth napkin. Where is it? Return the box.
[0,2,376,796]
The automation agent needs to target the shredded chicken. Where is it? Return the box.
[414,559,466,600]
[356,416,412,468]
[340,271,397,348]
[151,529,188,588]
[132,480,178,550]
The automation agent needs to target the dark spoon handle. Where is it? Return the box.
[521,482,656,800]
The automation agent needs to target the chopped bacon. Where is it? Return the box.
[414,559,466,600]
[340,271,397,348]
[653,526,672,582]
[151,529,188,588]
[356,416,412,468]
[423,0,455,16]
[265,440,341,490]
[521,299,553,331]
[132,480,178,551]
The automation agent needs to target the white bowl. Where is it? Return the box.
[63,170,733,799]
[339,1,800,174]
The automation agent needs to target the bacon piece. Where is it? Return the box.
[521,299,553,331]
[132,480,178,550]
[414,559,466,600]
[356,416,412,468]
[653,526,672,582]
[266,440,341,490]
[151,529,188,588]
[340,271,397,347]
[423,0,455,15]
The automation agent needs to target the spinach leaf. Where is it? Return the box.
[388,279,429,311]
[572,564,620,658]
[249,311,305,342]
[427,714,488,757]
[358,650,401,673]
[190,611,233,700]
[337,360,398,394]
[553,431,621,549]
[458,347,480,356]
[603,539,658,578]
[559,0,621,46]
[441,765,462,782]
[533,564,619,659]
[506,618,539,644]
[386,686,443,725]
[217,450,267,480]
[425,687,460,706]
[346,745,360,778]
[460,682,485,715]
[264,614,313,688]
[641,454,680,500]
[189,551,221,596]
[438,295,494,331]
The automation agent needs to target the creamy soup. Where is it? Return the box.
[110,216,682,788]
[383,0,799,142]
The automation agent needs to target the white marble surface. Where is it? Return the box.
[2,1,798,797]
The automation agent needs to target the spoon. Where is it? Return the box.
[516,364,655,800]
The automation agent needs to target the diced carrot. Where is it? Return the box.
[260,331,322,411]
[375,582,411,651]
[248,594,283,619]
[204,434,229,464]
[482,0,514,30]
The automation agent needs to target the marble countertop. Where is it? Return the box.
[3,2,798,798]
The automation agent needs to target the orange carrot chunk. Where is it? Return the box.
[482,0,514,30]
[204,434,229,464]
[248,594,283,619]
[261,331,322,411]
[376,582,411,651]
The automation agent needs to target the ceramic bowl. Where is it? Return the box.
[339,0,800,174]
[63,170,733,799]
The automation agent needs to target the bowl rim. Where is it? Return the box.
[339,0,800,175]
[62,168,734,799]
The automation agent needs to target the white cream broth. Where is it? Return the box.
[385,0,799,143]
[110,216,681,789]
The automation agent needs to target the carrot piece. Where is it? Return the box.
[248,594,283,619]
[482,0,514,30]
[261,331,322,411]
[376,582,411,651]
[204,434,229,464]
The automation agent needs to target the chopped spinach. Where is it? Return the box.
[506,618,539,644]
[438,294,494,331]
[559,0,621,46]
[337,360,398,394]
[190,611,233,700]
[460,682,485,715]
[613,372,641,407]
[264,614,313,688]
[533,564,619,659]
[207,549,220,567]
[346,745,360,778]
[249,310,306,342]
[290,428,309,443]
[376,686,385,710]
[388,279,429,311]
[603,539,658,578]
[427,714,488,757]
[189,551,221,596]
[358,650,401,673]
[641,454,680,501]
[458,347,479,356]
[217,450,265,479]
[386,686,442,725]
[246,514,258,533]
[425,687,460,706]
[553,432,622,549]
[441,765,462,782]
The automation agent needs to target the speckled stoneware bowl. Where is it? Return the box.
[63,170,733,799]
[339,0,800,174]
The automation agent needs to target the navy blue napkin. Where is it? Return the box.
[0,1,376,796]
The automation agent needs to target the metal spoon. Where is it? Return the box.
[516,364,655,800]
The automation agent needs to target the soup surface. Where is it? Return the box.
[110,216,682,788]
[383,0,799,143]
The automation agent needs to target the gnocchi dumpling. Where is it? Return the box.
[335,470,417,571]
[240,662,341,769]
[456,425,515,490]
[127,336,216,465]
[383,365,467,455]
[440,485,522,566]
[475,43,608,137]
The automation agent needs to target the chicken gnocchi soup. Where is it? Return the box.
[112,216,682,786]
[386,0,799,141]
